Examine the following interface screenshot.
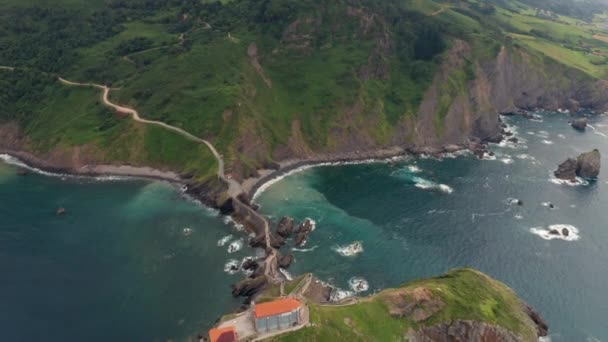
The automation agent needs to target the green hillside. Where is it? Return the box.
[267,269,540,341]
[2,0,608,182]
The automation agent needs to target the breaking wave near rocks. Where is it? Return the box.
[530,224,580,241]
[349,277,370,293]
[412,176,454,194]
[334,241,363,257]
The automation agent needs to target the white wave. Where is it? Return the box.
[481,152,497,160]
[501,158,514,164]
[527,131,536,136]
[589,125,608,138]
[557,134,566,139]
[292,245,318,252]
[408,165,422,173]
[308,218,317,231]
[541,139,554,145]
[0,154,130,181]
[279,268,293,281]
[182,227,193,236]
[348,277,369,293]
[227,239,243,253]
[550,176,589,187]
[413,176,453,194]
[334,241,364,257]
[224,259,240,274]
[252,157,406,200]
[541,202,557,210]
[516,153,536,161]
[530,224,580,241]
[217,234,233,247]
[529,115,544,122]
[330,289,354,302]
[505,197,522,205]
[514,214,524,220]
[537,130,550,138]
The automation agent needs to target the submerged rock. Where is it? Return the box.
[56,207,66,216]
[276,216,295,238]
[576,149,601,179]
[571,117,588,131]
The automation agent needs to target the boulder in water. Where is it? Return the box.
[294,219,315,247]
[278,253,294,269]
[554,158,578,181]
[571,118,588,131]
[56,207,66,216]
[276,216,295,238]
[576,149,601,179]
[562,228,569,237]
[242,259,259,271]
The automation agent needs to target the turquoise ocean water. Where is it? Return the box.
[0,166,250,341]
[256,112,608,342]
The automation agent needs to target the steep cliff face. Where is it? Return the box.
[406,320,523,342]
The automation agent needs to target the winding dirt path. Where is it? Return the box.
[430,5,446,16]
[56,76,242,197]
[4,65,281,282]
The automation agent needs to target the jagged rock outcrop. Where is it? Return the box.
[566,98,580,113]
[276,216,295,238]
[554,158,578,180]
[231,275,267,298]
[555,149,601,180]
[406,320,523,342]
[577,149,601,179]
[241,259,259,272]
[294,218,315,246]
[278,253,294,269]
[571,117,588,131]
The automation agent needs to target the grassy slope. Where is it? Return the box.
[269,269,537,342]
[493,0,608,78]
[2,0,608,179]
[0,69,217,181]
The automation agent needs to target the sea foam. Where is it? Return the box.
[227,239,243,253]
[530,224,580,241]
[217,234,233,247]
[348,277,369,293]
[334,241,363,257]
[412,176,454,194]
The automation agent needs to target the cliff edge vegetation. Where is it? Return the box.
[2,0,608,190]
[265,269,547,342]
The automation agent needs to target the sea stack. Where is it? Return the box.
[276,217,295,238]
[570,118,588,131]
[577,149,601,179]
[555,149,601,181]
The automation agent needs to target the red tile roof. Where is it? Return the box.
[209,326,237,342]
[254,298,301,318]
